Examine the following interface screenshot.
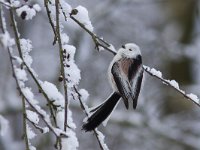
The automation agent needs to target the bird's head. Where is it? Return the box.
[118,43,141,58]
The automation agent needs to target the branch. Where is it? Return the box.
[69,13,116,55]
[0,5,67,148]
[7,46,67,139]
[73,87,109,150]
[8,6,58,126]
[22,97,30,150]
[0,0,12,8]
[65,9,200,108]
[44,0,57,44]
[55,0,69,132]
[26,116,48,134]
[143,66,200,107]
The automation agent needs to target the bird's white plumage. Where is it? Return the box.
[108,43,141,91]
[82,43,143,131]
[116,43,141,60]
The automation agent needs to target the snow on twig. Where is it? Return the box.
[54,0,70,139]
[8,5,59,126]
[74,87,109,150]
[67,6,200,108]
[143,65,200,107]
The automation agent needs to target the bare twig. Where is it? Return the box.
[22,97,30,150]
[74,86,109,150]
[44,0,57,44]
[55,0,69,132]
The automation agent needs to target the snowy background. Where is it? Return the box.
[1,0,200,150]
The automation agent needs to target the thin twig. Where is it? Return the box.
[0,1,12,8]
[69,14,116,55]
[26,117,46,133]
[6,45,65,138]
[74,86,109,150]
[2,4,66,146]
[22,96,30,150]
[58,4,115,54]
[55,0,69,132]
[44,0,57,44]
[8,6,58,126]
[66,7,200,108]
[143,66,200,107]
[1,9,28,149]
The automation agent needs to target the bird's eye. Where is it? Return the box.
[129,49,132,51]
[122,45,125,48]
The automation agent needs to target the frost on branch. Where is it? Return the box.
[95,130,109,150]
[79,89,89,102]
[187,93,200,104]
[0,31,15,48]
[20,39,33,67]
[10,0,20,7]
[40,81,64,108]
[143,65,200,106]
[26,110,39,125]
[57,110,79,150]
[72,5,94,32]
[60,0,72,18]
[63,45,81,88]
[16,4,41,20]
[26,124,36,140]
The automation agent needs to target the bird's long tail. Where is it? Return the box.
[82,92,121,132]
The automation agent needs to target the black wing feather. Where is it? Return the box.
[132,68,143,109]
[111,62,134,109]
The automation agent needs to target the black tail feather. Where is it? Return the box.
[82,92,121,132]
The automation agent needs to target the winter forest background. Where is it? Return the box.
[0,0,200,150]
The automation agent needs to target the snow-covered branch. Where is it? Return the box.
[0,3,71,149]
[55,0,69,132]
[65,7,200,108]
[73,87,109,150]
[44,0,57,44]
[7,47,67,138]
[0,0,19,8]
[69,9,116,55]
[143,66,200,107]
[8,5,58,126]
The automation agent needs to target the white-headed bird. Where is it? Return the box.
[82,43,144,132]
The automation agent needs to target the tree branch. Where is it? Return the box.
[26,116,46,133]
[69,13,116,55]
[22,97,30,150]
[55,0,69,133]
[73,87,109,150]
[8,5,58,126]
[143,66,200,107]
[64,8,200,108]
[7,46,66,139]
[44,0,57,44]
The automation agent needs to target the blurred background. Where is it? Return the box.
[1,0,200,149]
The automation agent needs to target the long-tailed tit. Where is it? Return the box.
[82,43,144,132]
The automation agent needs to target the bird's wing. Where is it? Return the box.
[111,61,134,109]
[132,68,143,109]
[127,55,143,109]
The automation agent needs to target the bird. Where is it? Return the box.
[82,43,144,132]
